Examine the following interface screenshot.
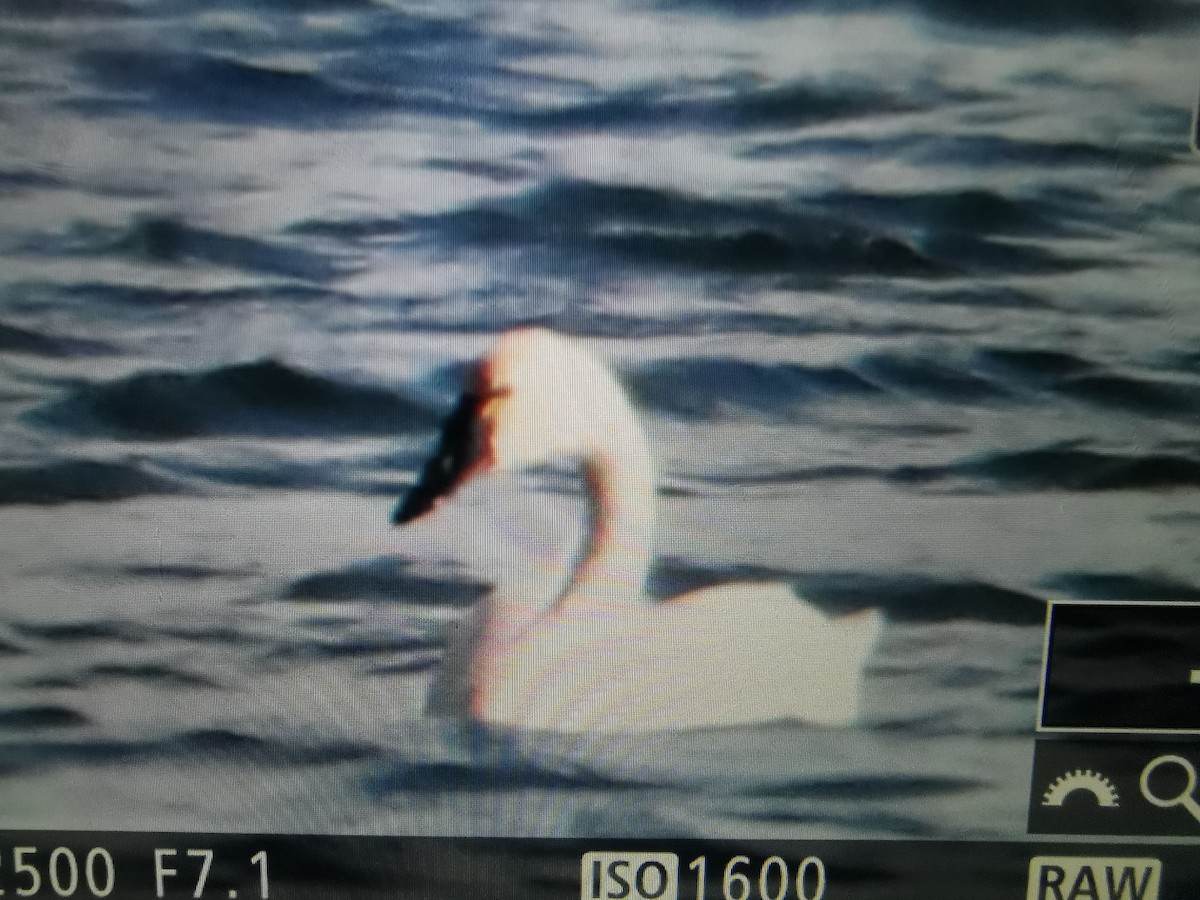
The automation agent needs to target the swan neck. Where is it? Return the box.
[565,444,655,605]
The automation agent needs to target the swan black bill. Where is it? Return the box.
[392,390,483,524]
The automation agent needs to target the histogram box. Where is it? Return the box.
[1039,602,1200,734]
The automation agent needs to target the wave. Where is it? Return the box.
[159,455,409,496]
[367,757,625,796]
[627,357,881,420]
[504,78,924,133]
[0,0,133,19]
[81,11,557,134]
[1038,571,1200,601]
[857,352,1009,402]
[314,12,567,114]
[998,686,1039,701]
[153,624,267,646]
[390,179,1100,277]
[0,729,376,775]
[113,563,259,581]
[606,228,942,275]
[629,350,1013,420]
[630,344,1200,424]
[972,347,1097,383]
[72,50,400,129]
[1,282,358,320]
[649,558,1046,625]
[0,169,65,192]
[311,20,939,143]
[22,664,221,690]
[918,232,1100,275]
[752,132,1176,173]
[283,556,488,606]
[812,188,1069,237]
[960,446,1200,491]
[647,557,795,598]
[796,573,1046,626]
[165,729,373,765]
[978,347,1200,421]
[28,359,437,439]
[12,618,279,658]
[401,308,955,341]
[744,773,983,800]
[13,619,151,643]
[693,463,943,488]
[0,459,185,505]
[0,705,88,729]
[48,281,359,309]
[917,133,1177,169]
[717,802,937,835]
[423,158,531,182]
[896,286,1051,309]
[0,320,113,357]
[365,654,442,676]
[937,664,1008,689]
[1056,373,1200,420]
[263,635,441,664]
[26,215,348,281]
[309,179,946,278]
[287,216,416,240]
[238,0,378,10]
[693,440,1200,495]
[870,715,1032,740]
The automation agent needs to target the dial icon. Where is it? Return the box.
[1042,769,1120,808]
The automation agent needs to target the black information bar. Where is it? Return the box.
[1040,602,1200,733]
[0,834,1194,900]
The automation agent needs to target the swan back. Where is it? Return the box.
[473,586,884,732]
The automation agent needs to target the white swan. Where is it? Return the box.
[394,327,883,733]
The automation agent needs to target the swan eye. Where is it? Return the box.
[478,385,513,415]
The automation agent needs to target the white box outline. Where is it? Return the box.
[1192,78,1200,155]
[581,852,680,900]
[1025,856,1162,900]
[1037,600,1200,736]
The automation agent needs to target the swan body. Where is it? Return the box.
[394,328,883,733]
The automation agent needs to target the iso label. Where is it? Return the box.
[582,853,826,900]
[583,852,679,900]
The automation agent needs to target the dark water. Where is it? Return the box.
[0,0,1198,838]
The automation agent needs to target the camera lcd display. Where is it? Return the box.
[0,0,1197,861]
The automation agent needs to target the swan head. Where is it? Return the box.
[394,327,648,524]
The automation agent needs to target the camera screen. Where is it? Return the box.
[0,0,1197,897]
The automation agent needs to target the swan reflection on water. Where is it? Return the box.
[394,328,883,734]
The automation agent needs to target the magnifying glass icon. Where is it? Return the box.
[1140,755,1200,825]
